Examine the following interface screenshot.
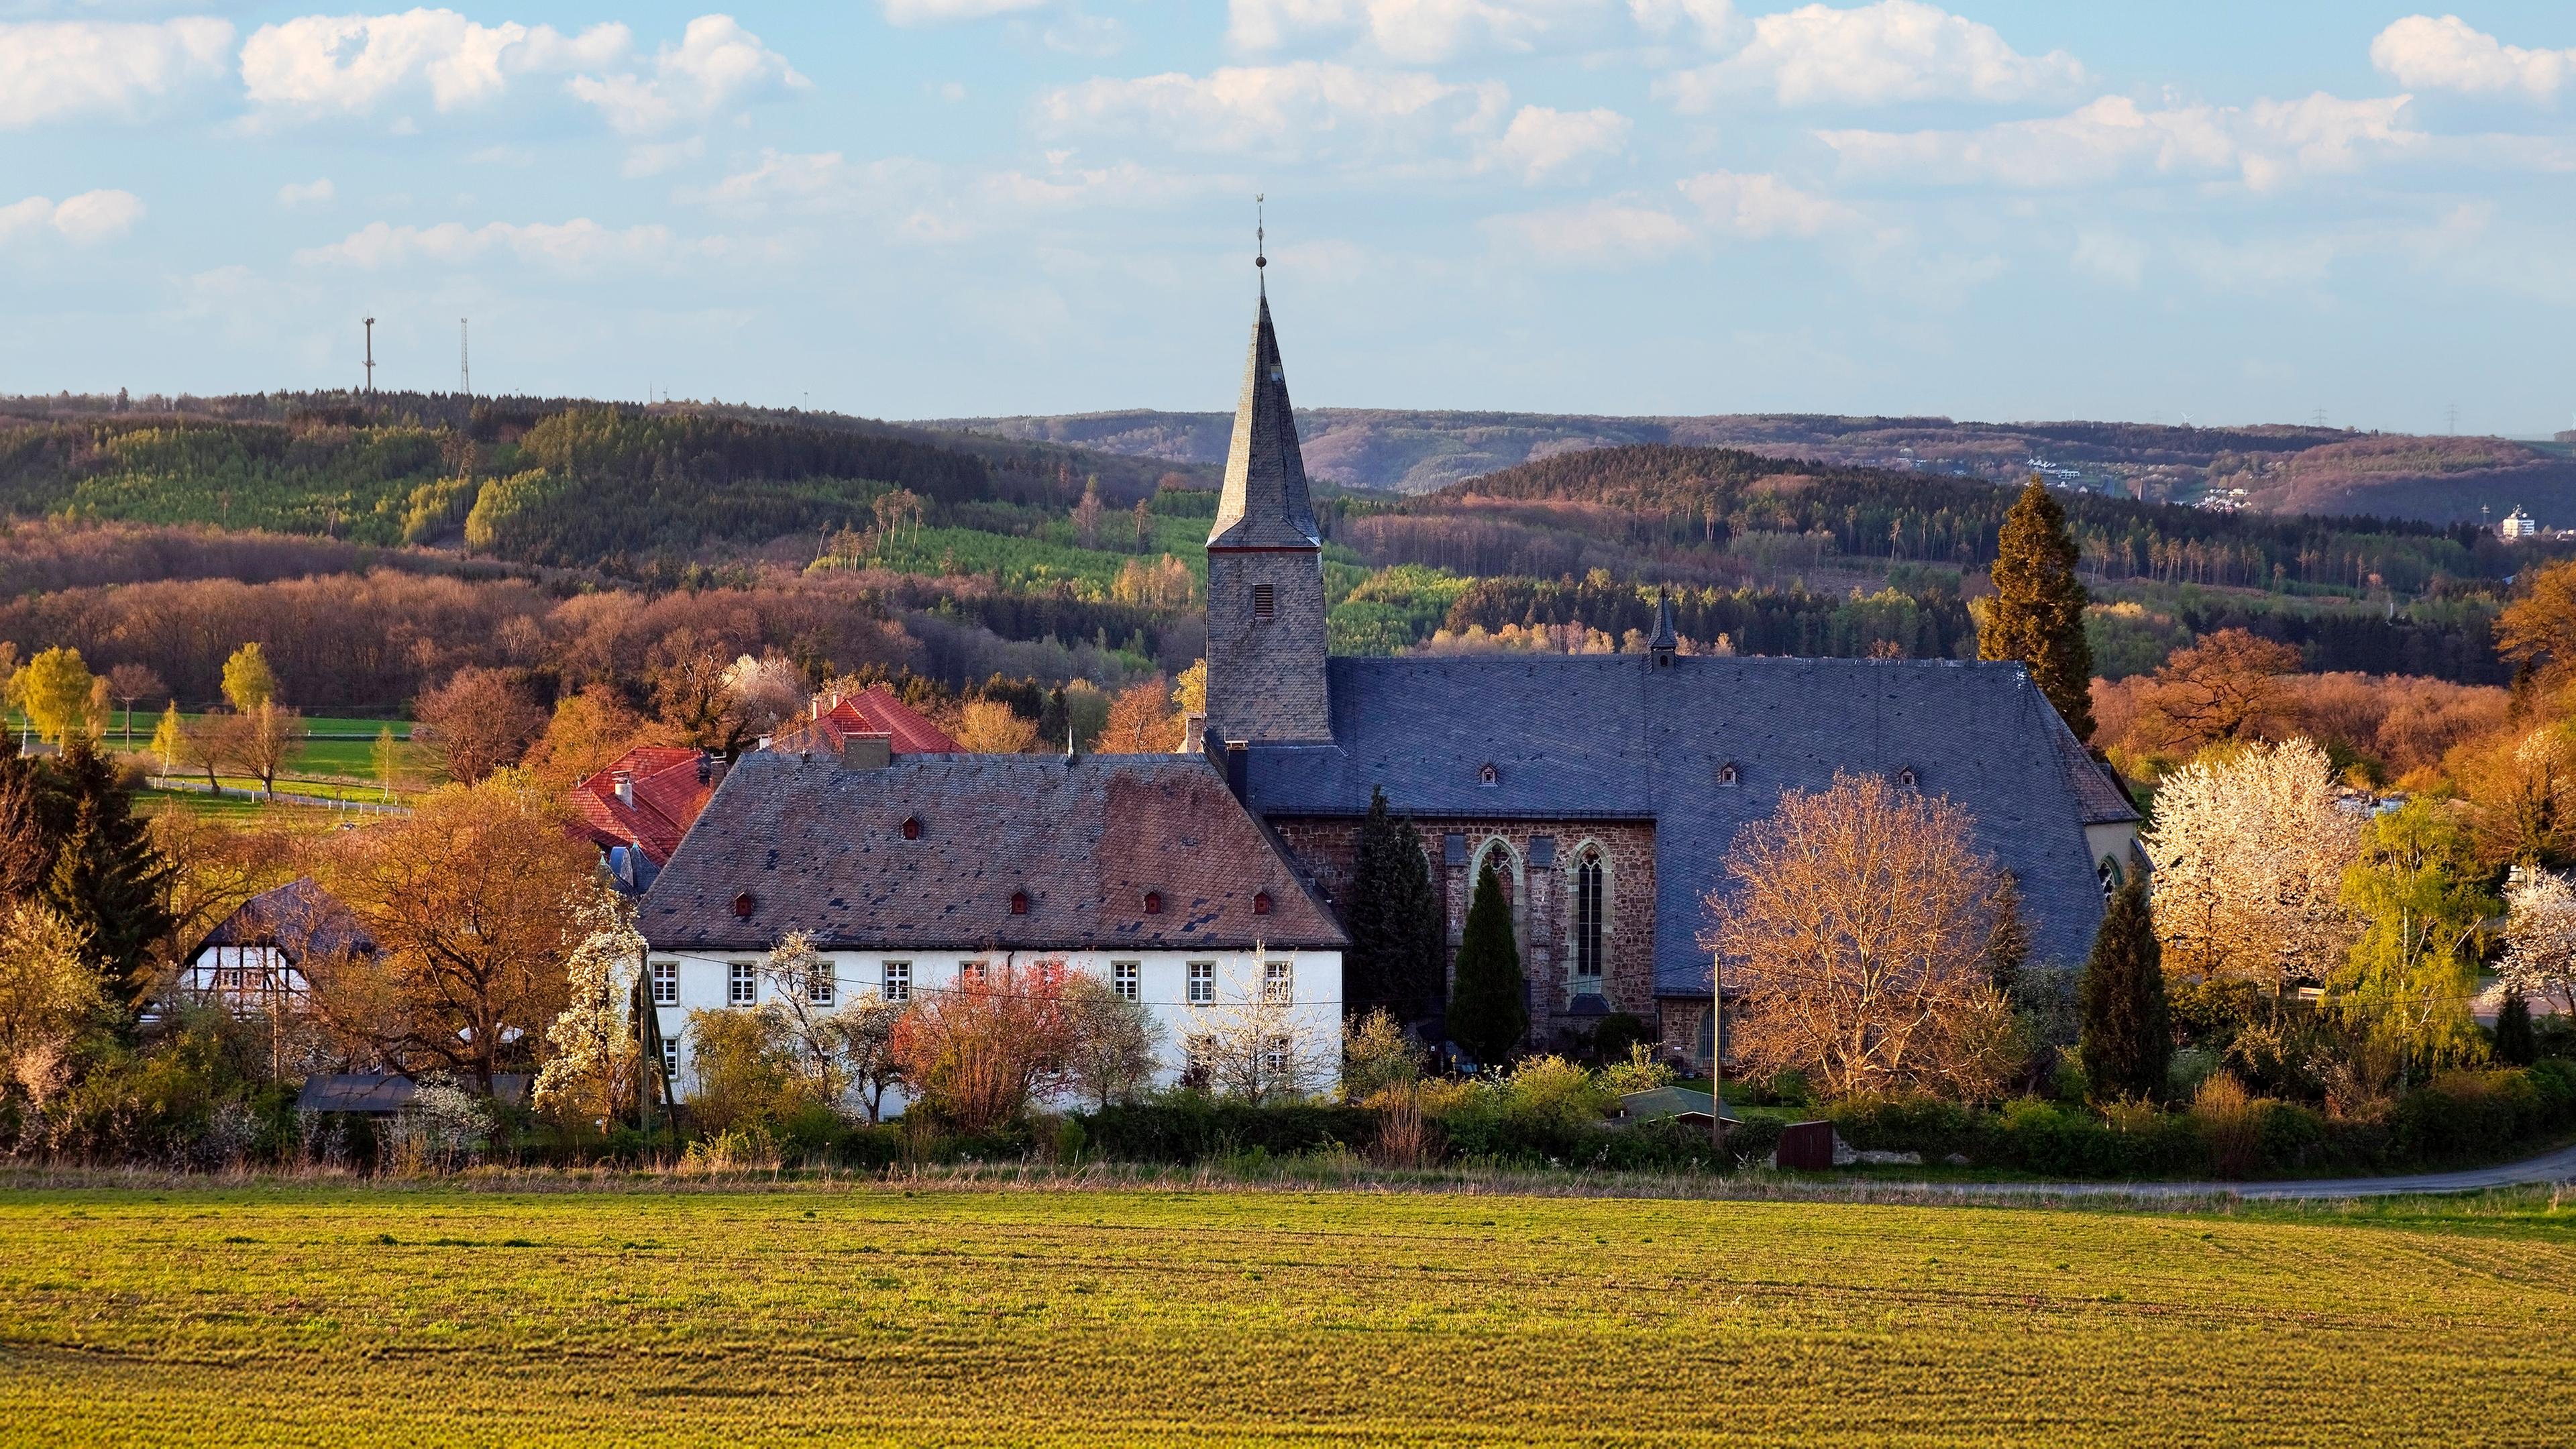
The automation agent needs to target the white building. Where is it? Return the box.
[2502,506,2538,539]
[636,751,1347,1108]
[175,877,374,1017]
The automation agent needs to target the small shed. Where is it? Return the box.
[1617,1086,1737,1129]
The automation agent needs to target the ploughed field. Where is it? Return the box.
[2,1185,2570,1446]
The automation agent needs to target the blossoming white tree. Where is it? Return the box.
[2143,738,2361,996]
[531,889,645,1125]
[2501,868,2576,1018]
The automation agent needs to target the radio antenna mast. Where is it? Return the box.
[459,317,471,398]
[362,317,376,396]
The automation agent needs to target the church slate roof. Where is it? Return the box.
[1206,292,1324,551]
[642,751,1346,954]
[1236,654,2115,993]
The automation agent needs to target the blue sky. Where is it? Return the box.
[5,2,2575,434]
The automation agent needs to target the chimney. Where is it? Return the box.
[612,771,634,808]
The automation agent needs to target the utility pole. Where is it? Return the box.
[1709,957,1728,1161]
[363,317,376,396]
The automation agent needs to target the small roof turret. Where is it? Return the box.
[1648,589,1678,663]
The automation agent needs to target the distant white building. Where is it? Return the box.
[2502,506,2539,539]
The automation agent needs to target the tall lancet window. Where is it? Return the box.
[1574,849,1606,983]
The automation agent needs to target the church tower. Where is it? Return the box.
[1203,247,1330,745]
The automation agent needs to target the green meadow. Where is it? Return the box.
[2,1183,2569,1446]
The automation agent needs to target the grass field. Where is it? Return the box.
[3,1183,2571,1446]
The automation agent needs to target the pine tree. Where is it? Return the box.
[2494,990,2537,1067]
[2078,878,2170,1102]
[1344,788,1444,1019]
[1446,861,1527,1067]
[1982,479,2096,738]
[36,737,174,1014]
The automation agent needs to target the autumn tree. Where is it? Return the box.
[103,663,164,749]
[2336,798,2496,1078]
[415,667,546,785]
[1700,773,2019,1102]
[1344,788,1445,1020]
[213,702,300,798]
[1073,476,1104,548]
[1097,676,1181,753]
[0,900,100,1106]
[1980,480,2095,737]
[149,703,187,779]
[220,642,276,712]
[521,683,650,786]
[753,930,859,1112]
[2496,557,2576,685]
[322,771,596,1092]
[1063,975,1163,1109]
[951,698,1038,755]
[1447,861,1527,1067]
[888,958,1074,1134]
[647,630,748,753]
[2129,629,2302,752]
[2143,738,2360,997]
[1172,661,1205,718]
[2078,879,2169,1102]
[13,647,96,747]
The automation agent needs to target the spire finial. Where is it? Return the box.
[1255,193,1267,293]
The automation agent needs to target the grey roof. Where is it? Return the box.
[197,877,374,961]
[2049,715,2142,825]
[296,1073,415,1114]
[643,752,1346,953]
[1239,654,2113,993]
[1206,290,1323,551]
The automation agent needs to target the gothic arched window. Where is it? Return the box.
[1574,849,1606,982]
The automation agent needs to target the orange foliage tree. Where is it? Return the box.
[1096,677,1181,753]
[888,959,1075,1133]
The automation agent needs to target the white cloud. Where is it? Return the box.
[1228,0,1621,63]
[1489,168,1848,264]
[293,217,681,271]
[1489,104,1629,181]
[1658,0,2084,109]
[0,189,145,244]
[277,177,335,207]
[1039,62,1508,166]
[2371,15,2575,103]
[881,0,1050,22]
[621,138,704,177]
[1675,168,1849,235]
[238,10,628,115]
[0,18,232,128]
[1627,0,1739,49]
[566,15,805,136]
[1819,92,2422,191]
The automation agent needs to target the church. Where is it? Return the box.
[1189,270,2140,1063]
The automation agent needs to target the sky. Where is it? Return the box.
[5,2,2575,434]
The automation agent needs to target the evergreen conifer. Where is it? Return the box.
[1986,869,2031,1006]
[1447,861,1527,1067]
[2078,878,2169,1102]
[1344,788,1444,1019]
[2495,990,2537,1067]
[1982,479,2096,737]
[34,737,174,1013]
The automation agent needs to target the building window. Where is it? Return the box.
[1142,891,1163,916]
[883,961,912,1003]
[659,1036,680,1077]
[961,960,989,985]
[1896,766,1917,788]
[729,962,757,1006]
[1477,763,1499,787]
[1251,584,1275,621]
[1187,960,1215,1006]
[1113,961,1140,1002]
[1716,762,1739,788]
[900,815,922,841]
[649,959,679,1006]
[2098,857,2123,898]
[1262,1034,1291,1081]
[1184,1033,1214,1083]
[1252,890,1272,915]
[1574,850,1605,981]
[806,961,835,1006]
[1264,959,1293,1004]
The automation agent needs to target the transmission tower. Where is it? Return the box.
[2447,402,2459,435]
[459,318,471,398]
[2311,407,2328,428]
[362,317,376,395]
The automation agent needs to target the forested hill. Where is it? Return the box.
[1427,444,2512,598]
[0,394,1212,574]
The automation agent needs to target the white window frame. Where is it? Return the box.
[649,959,679,1006]
[1113,960,1140,1002]
[1261,1034,1291,1080]
[728,961,757,1007]
[659,1036,680,1076]
[1187,959,1216,1006]
[1263,959,1293,1004]
[806,961,835,1006]
[882,961,912,1003]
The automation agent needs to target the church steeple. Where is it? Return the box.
[1207,292,1322,551]
[1649,588,1678,667]
[1201,215,1332,746]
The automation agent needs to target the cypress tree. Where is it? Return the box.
[1986,869,2031,1007]
[1344,787,1444,1019]
[2078,878,2170,1102]
[1446,861,1527,1068]
[1982,478,2096,738]
[2495,990,2538,1067]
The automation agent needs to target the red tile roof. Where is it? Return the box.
[765,685,960,757]
[570,745,716,866]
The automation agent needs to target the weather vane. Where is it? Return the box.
[1255,193,1266,272]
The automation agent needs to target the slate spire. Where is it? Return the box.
[1208,270,1322,551]
[1648,588,1678,663]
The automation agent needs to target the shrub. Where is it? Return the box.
[1077,1095,1373,1164]
[2191,1073,2261,1179]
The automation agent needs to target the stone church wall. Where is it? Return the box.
[1271,816,1658,1047]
